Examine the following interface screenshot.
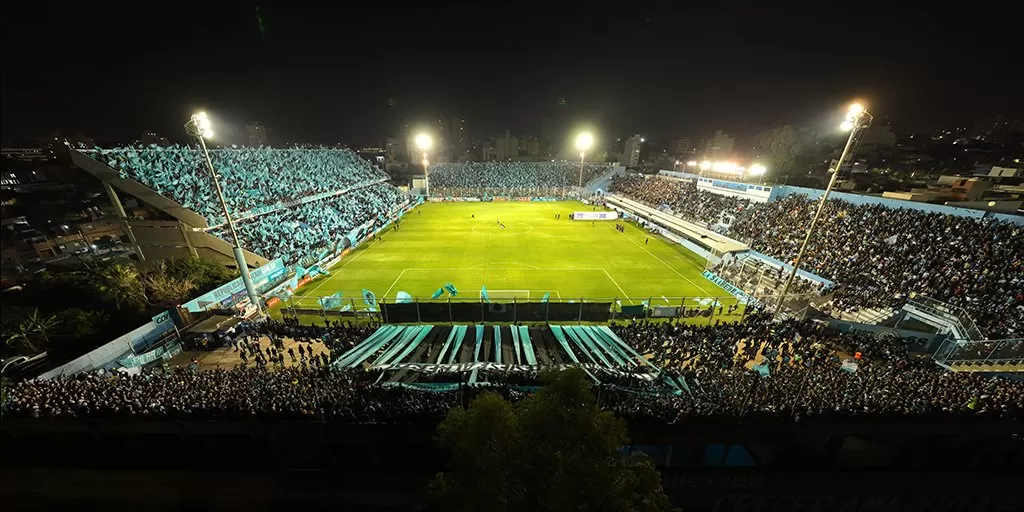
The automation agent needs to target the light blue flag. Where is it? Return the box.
[481,286,490,303]
[362,289,377,307]
[753,363,771,378]
[431,288,445,299]
[396,291,413,304]
[444,283,459,297]
[295,265,308,279]
[541,292,550,303]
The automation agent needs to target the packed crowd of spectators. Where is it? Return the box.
[6,367,458,422]
[88,145,404,266]
[609,316,1023,421]
[92,146,390,225]
[6,316,1021,423]
[210,183,402,264]
[428,162,609,196]
[610,174,1024,338]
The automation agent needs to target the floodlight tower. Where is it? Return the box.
[416,133,433,197]
[576,132,594,189]
[772,102,872,320]
[185,111,262,314]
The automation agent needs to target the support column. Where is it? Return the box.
[103,182,145,261]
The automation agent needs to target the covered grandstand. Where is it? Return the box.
[69,145,406,268]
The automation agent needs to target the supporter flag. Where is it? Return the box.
[295,265,308,279]
[752,363,771,378]
[286,275,299,291]
[444,283,459,297]
[431,288,445,299]
[362,289,377,307]
[396,291,413,304]
[318,292,344,310]
[481,286,491,303]
[542,292,551,303]
[966,396,979,410]
[883,235,898,245]
[841,360,859,373]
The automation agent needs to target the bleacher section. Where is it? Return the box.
[610,174,1024,340]
[427,161,613,197]
[72,146,405,266]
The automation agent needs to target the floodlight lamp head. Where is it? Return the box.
[576,132,594,151]
[415,133,432,150]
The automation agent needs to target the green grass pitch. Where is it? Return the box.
[275,200,740,316]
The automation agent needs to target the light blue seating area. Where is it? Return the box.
[88,145,403,264]
[428,161,608,195]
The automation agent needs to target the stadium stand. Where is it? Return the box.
[83,146,404,265]
[427,161,609,196]
[7,316,1021,422]
[610,174,1024,339]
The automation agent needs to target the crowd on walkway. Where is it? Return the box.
[428,162,608,196]
[610,175,1024,338]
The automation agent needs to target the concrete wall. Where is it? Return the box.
[37,312,177,379]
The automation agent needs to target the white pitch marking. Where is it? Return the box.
[619,231,716,296]
[601,269,635,304]
[382,268,408,298]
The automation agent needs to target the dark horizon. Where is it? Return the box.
[3,4,1021,146]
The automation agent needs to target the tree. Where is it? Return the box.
[431,368,672,512]
[756,125,802,177]
[144,263,196,308]
[91,263,148,312]
[161,256,233,294]
[3,309,59,354]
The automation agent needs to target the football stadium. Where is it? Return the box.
[5,123,1024,508]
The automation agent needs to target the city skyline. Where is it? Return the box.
[3,5,1021,146]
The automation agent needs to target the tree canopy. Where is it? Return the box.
[431,368,672,512]
[756,125,803,177]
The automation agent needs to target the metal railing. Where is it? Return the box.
[932,338,1024,368]
[275,292,821,324]
[906,295,985,341]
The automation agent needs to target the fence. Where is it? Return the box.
[932,338,1024,368]
[277,292,821,324]
[906,295,985,341]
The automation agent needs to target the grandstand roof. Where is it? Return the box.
[607,194,748,255]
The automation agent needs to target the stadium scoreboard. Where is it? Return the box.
[572,211,617,221]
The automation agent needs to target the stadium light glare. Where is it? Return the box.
[415,133,432,150]
[848,103,865,115]
[840,120,854,132]
[687,161,698,167]
[699,160,712,170]
[576,132,594,151]
[748,163,767,176]
[575,132,594,189]
[640,137,645,143]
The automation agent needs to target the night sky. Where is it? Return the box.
[3,3,1020,146]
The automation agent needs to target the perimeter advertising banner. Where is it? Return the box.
[572,211,618,220]
[181,258,286,313]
